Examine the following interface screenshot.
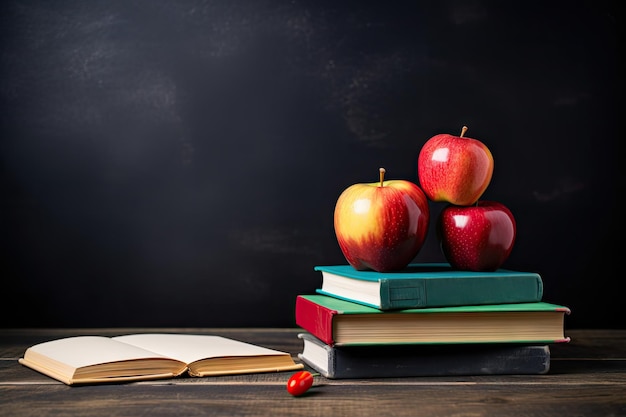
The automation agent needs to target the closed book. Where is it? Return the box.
[314,263,543,310]
[297,333,551,379]
[295,294,571,346]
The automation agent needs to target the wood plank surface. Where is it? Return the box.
[1,329,625,417]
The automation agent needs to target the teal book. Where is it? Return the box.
[314,263,544,310]
[297,333,551,379]
[295,294,571,347]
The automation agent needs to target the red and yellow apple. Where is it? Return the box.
[334,168,430,272]
[437,200,516,272]
[418,126,494,206]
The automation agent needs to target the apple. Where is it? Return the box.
[334,168,430,272]
[418,126,494,206]
[437,200,516,272]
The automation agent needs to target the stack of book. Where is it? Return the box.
[294,263,571,379]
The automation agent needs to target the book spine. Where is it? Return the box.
[380,275,544,310]
[379,279,426,309]
[295,296,336,345]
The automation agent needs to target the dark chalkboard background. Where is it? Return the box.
[1,1,622,328]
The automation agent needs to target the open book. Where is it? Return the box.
[18,333,303,385]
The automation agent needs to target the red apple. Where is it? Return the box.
[437,201,516,272]
[334,168,430,272]
[418,126,494,206]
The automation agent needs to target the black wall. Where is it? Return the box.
[1,1,622,328]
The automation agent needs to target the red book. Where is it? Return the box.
[295,294,571,347]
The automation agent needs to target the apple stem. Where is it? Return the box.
[379,167,386,187]
[460,126,468,137]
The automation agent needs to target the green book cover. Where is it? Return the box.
[314,263,544,310]
[302,294,567,315]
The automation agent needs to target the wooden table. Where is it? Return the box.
[1,328,625,416]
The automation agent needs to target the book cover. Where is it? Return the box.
[314,263,544,310]
[297,332,551,379]
[295,294,571,346]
